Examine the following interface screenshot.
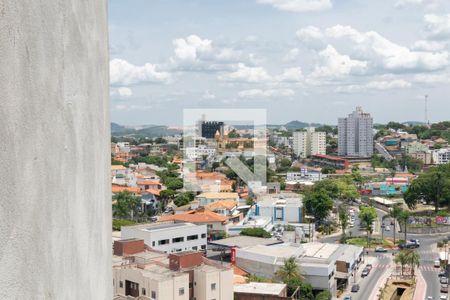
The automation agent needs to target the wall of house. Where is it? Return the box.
[0,1,110,298]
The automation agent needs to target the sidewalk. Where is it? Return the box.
[412,269,427,300]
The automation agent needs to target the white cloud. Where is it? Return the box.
[283,48,300,62]
[424,14,450,39]
[336,79,411,93]
[412,40,446,51]
[202,90,216,100]
[256,0,332,12]
[296,26,325,49]
[413,73,450,84]
[238,88,295,98]
[111,87,133,98]
[325,25,449,72]
[219,63,271,83]
[277,67,304,82]
[311,45,368,79]
[110,59,170,86]
[395,0,443,10]
[170,35,247,71]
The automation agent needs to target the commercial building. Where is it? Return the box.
[201,121,224,139]
[293,127,326,158]
[113,246,233,300]
[254,193,303,224]
[338,107,373,157]
[235,243,363,297]
[234,282,295,300]
[121,222,207,253]
[432,148,450,164]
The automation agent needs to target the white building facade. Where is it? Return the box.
[433,148,450,164]
[121,222,207,253]
[338,107,373,157]
[293,128,326,158]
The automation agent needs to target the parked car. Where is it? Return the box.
[409,239,420,245]
[435,260,441,268]
[343,295,352,300]
[385,225,391,231]
[440,277,449,285]
[351,284,360,292]
[366,264,373,270]
[441,285,448,293]
[440,295,447,300]
[438,271,447,277]
[361,268,370,277]
[375,247,388,252]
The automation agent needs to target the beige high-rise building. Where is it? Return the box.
[293,127,326,158]
[338,107,373,157]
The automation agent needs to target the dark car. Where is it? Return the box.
[351,284,360,292]
[440,285,448,293]
[438,271,447,278]
[366,264,373,270]
[399,243,419,249]
[361,268,370,277]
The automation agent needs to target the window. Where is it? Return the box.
[142,288,146,295]
[192,246,198,250]
[119,281,123,288]
[201,233,206,238]
[201,245,206,250]
[158,239,169,245]
[179,288,185,295]
[152,241,155,247]
[172,236,184,243]
[151,291,156,299]
[211,283,216,290]
[187,234,198,241]
[207,224,213,230]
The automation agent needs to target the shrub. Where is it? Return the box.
[240,228,271,238]
[112,219,137,231]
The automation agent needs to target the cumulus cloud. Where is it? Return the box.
[170,35,248,71]
[325,25,449,72]
[311,45,368,79]
[424,14,450,39]
[412,40,446,51]
[283,48,301,62]
[110,59,170,86]
[277,67,304,82]
[395,0,443,9]
[413,73,450,84]
[219,63,271,83]
[336,79,411,93]
[296,26,325,49]
[202,90,216,100]
[238,88,295,98]
[256,0,332,12]
[110,87,133,98]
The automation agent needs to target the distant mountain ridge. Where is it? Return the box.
[111,122,181,137]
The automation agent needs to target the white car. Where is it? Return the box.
[385,225,391,231]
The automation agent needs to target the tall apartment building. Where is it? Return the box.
[293,127,326,158]
[338,107,374,157]
[432,148,450,165]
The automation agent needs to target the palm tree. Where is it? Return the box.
[394,250,408,276]
[389,205,402,246]
[338,205,349,237]
[276,256,302,282]
[407,250,420,277]
[398,210,410,242]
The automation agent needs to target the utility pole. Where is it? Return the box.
[424,95,429,127]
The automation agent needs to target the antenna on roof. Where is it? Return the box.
[424,95,429,127]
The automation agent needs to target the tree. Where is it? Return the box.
[389,204,402,245]
[113,191,141,220]
[397,210,410,242]
[276,257,302,282]
[407,250,420,277]
[304,190,333,223]
[174,192,195,207]
[240,228,271,238]
[404,164,450,212]
[315,291,331,300]
[394,250,408,276]
[359,206,377,247]
[165,177,184,190]
[212,161,220,171]
[338,205,349,237]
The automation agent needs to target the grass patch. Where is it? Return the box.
[112,219,137,231]
[346,237,392,247]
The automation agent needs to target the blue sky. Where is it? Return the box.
[109,0,450,126]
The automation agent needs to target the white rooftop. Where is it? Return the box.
[234,282,286,295]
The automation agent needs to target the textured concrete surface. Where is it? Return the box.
[0,1,111,299]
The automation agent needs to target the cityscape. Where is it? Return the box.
[3,1,450,300]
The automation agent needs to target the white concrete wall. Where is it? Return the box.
[0,0,111,299]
